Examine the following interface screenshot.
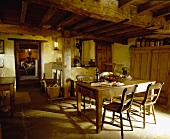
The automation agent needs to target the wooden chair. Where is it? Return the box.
[132,82,164,128]
[101,85,138,139]
[76,75,92,113]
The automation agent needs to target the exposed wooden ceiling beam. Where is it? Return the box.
[116,25,155,37]
[84,21,114,33]
[153,6,170,17]
[20,0,28,24]
[104,26,139,36]
[39,7,58,27]
[74,32,128,44]
[62,15,86,28]
[8,38,47,43]
[26,0,166,31]
[165,15,170,21]
[118,0,132,7]
[127,31,156,38]
[138,1,164,13]
[95,24,131,35]
[49,13,73,30]
[125,26,163,38]
[0,24,61,37]
[72,18,101,30]
[26,0,53,6]
[94,19,129,34]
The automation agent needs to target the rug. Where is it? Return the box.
[5,91,31,105]
[15,92,31,104]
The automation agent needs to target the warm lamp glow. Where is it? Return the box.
[54,41,59,50]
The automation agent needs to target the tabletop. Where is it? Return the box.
[0,77,15,85]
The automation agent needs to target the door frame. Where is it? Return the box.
[13,39,43,90]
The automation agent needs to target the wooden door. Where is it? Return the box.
[130,49,151,80]
[95,41,112,73]
[150,49,170,108]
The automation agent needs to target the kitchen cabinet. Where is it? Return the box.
[130,46,170,109]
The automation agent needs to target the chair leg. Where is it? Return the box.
[120,113,124,139]
[143,105,146,129]
[112,111,115,122]
[152,105,156,124]
[89,97,91,107]
[127,110,133,131]
[101,109,106,131]
[83,96,86,114]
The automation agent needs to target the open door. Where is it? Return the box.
[13,39,42,90]
[95,40,112,73]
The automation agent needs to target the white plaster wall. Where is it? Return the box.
[82,40,95,65]
[112,43,131,74]
[0,33,62,78]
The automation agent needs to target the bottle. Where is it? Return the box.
[95,67,99,82]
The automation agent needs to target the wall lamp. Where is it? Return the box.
[54,41,59,50]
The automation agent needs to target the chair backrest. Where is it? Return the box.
[142,82,164,105]
[76,75,91,82]
[118,85,138,112]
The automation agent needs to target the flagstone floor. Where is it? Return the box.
[0,86,170,139]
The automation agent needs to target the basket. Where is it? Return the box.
[47,84,61,102]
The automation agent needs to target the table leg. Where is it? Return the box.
[96,91,102,134]
[76,87,81,116]
[9,84,15,118]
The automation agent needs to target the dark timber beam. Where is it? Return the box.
[72,18,101,30]
[153,6,170,17]
[116,25,155,37]
[20,0,28,24]
[49,13,74,30]
[95,19,129,34]
[0,24,61,37]
[84,21,114,33]
[165,15,170,21]
[39,7,58,27]
[118,0,132,7]
[74,32,128,44]
[138,1,165,13]
[104,26,139,36]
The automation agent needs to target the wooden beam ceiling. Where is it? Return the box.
[118,0,133,7]
[0,24,61,37]
[39,7,58,27]
[138,1,164,13]
[104,25,139,36]
[94,21,130,35]
[75,33,128,44]
[1,0,170,45]
[153,6,170,17]
[20,0,28,24]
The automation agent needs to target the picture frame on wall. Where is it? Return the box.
[0,40,4,54]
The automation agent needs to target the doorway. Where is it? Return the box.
[13,39,42,90]
[95,40,112,73]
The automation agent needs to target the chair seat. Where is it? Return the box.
[133,99,154,106]
[103,102,129,112]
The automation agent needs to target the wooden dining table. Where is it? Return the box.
[76,78,156,133]
[0,77,15,117]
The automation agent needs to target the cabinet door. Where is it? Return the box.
[130,49,151,79]
[151,49,170,107]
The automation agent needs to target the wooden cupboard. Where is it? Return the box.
[130,46,170,109]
